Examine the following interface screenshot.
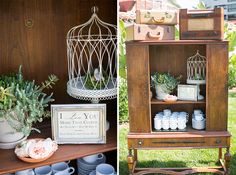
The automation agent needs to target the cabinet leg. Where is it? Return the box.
[127,149,134,174]
[224,147,231,174]
[134,149,138,161]
[219,148,222,161]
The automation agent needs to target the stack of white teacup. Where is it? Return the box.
[77,153,116,175]
[8,161,74,175]
[154,109,189,131]
[192,109,206,130]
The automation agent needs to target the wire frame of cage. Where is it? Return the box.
[187,50,206,85]
[66,7,117,103]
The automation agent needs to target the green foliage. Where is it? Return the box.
[0,66,58,136]
[119,78,129,123]
[151,72,181,93]
[119,20,127,79]
[193,1,208,9]
[84,69,109,90]
[225,22,236,88]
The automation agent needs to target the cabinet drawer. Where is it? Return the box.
[128,137,228,148]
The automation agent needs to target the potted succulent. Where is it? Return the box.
[151,72,181,100]
[0,66,58,148]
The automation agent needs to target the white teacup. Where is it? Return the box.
[154,118,162,130]
[54,171,72,175]
[195,114,204,121]
[194,109,202,115]
[51,162,75,174]
[163,109,171,117]
[96,163,115,175]
[83,153,104,163]
[15,169,34,175]
[34,166,52,175]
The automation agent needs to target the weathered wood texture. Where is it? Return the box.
[206,44,228,131]
[179,8,224,40]
[126,44,151,133]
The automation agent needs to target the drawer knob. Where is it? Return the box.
[215,139,221,144]
[138,140,143,146]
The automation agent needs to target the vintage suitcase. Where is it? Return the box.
[179,8,224,40]
[126,24,175,41]
[136,10,178,25]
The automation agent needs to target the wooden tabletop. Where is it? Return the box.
[0,124,117,174]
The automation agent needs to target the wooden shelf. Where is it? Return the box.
[0,124,117,174]
[151,98,206,105]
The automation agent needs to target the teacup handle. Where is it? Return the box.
[65,160,70,164]
[68,167,75,174]
[97,153,104,160]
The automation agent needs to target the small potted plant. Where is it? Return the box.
[151,72,181,100]
[0,66,58,149]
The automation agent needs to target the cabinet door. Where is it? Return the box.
[126,44,151,133]
[206,43,228,131]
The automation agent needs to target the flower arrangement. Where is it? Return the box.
[15,138,58,160]
[0,66,58,136]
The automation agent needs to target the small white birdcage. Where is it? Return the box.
[187,50,206,100]
[187,50,206,84]
[66,6,117,103]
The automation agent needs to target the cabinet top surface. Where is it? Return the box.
[126,40,228,45]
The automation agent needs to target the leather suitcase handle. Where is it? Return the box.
[151,17,165,24]
[147,32,160,39]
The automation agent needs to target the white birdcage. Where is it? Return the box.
[187,50,206,84]
[187,50,206,100]
[66,6,117,103]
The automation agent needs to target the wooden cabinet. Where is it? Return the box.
[126,40,231,175]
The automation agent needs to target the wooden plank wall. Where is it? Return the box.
[0,0,117,133]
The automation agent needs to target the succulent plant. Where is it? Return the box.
[151,72,182,94]
[0,66,58,136]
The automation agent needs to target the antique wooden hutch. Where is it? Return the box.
[126,40,231,175]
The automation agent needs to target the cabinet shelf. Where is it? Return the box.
[0,124,117,174]
[151,98,206,105]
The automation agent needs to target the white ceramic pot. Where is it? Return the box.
[0,116,24,143]
[155,85,170,100]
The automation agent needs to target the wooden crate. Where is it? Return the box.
[179,8,224,40]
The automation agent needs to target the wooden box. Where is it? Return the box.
[126,24,175,41]
[179,8,224,40]
[136,10,178,25]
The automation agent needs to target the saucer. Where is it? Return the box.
[77,154,106,170]
[89,170,96,175]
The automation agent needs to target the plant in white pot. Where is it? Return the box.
[151,72,181,100]
[0,66,58,149]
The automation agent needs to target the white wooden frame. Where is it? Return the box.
[51,104,106,144]
[177,84,198,101]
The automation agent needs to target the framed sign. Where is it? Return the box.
[51,104,106,144]
[177,84,198,101]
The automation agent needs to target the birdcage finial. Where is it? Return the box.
[91,6,98,14]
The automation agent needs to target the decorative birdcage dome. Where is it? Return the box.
[66,7,117,103]
[187,50,206,85]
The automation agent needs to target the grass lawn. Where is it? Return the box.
[119,92,236,175]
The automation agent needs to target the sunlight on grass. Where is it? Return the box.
[119,92,236,175]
